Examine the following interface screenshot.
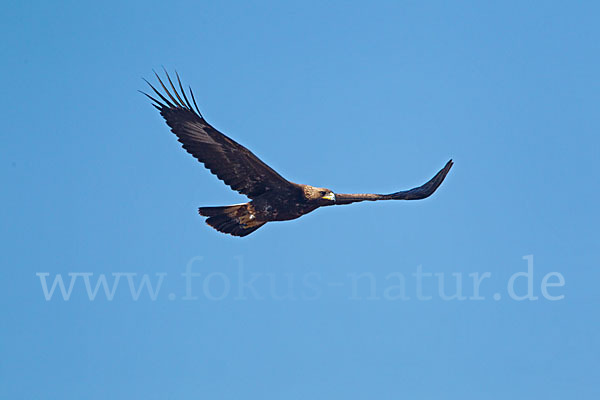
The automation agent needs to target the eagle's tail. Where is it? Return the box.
[198,204,265,237]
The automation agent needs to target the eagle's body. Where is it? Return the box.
[143,71,453,237]
[249,185,320,221]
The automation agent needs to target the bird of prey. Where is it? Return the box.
[142,71,453,237]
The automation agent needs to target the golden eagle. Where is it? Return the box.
[142,72,453,237]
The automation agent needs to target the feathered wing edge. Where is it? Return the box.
[334,159,453,205]
[139,68,201,116]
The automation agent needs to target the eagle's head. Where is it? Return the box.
[303,185,336,205]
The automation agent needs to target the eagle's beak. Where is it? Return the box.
[322,192,336,201]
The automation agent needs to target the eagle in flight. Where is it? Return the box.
[142,71,453,237]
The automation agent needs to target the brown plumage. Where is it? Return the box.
[142,71,453,237]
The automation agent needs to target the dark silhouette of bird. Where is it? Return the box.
[142,71,453,237]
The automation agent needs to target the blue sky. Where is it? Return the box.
[1,1,599,399]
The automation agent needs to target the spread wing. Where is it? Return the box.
[142,71,296,199]
[334,160,453,205]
